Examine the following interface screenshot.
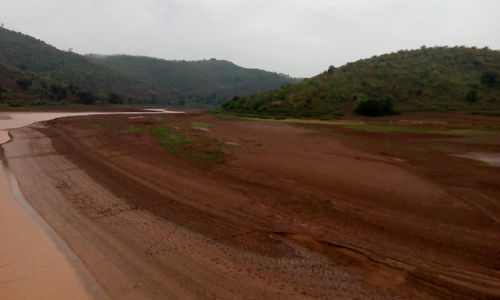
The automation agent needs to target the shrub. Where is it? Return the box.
[77,91,97,105]
[7,100,24,107]
[355,97,395,116]
[466,89,478,102]
[481,71,498,87]
[16,78,33,90]
[107,92,124,104]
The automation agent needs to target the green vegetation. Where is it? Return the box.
[0,28,159,104]
[223,46,500,117]
[343,124,496,135]
[90,122,103,129]
[149,125,192,153]
[87,55,297,106]
[189,121,211,129]
[188,149,224,163]
[16,78,32,90]
[148,124,225,165]
[77,91,97,105]
[354,95,395,116]
[0,28,296,107]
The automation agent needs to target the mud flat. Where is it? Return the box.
[3,112,500,299]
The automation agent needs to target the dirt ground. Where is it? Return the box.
[3,112,499,299]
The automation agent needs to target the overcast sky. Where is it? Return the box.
[1,0,499,77]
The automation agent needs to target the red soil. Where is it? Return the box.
[4,112,499,299]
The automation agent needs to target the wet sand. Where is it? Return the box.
[3,112,499,299]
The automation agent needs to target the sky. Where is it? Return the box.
[1,0,499,77]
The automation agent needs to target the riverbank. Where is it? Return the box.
[0,110,178,300]
[0,130,104,299]
[3,111,499,298]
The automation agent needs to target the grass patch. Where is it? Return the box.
[149,124,225,165]
[149,125,183,139]
[189,121,211,129]
[343,124,499,136]
[215,113,359,126]
[158,140,193,153]
[149,125,188,153]
[90,122,103,129]
[188,149,224,165]
[448,129,498,136]
[124,125,142,132]
[344,124,444,133]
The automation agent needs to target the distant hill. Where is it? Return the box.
[0,27,167,104]
[222,46,500,117]
[87,55,297,105]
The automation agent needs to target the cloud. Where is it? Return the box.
[1,0,499,77]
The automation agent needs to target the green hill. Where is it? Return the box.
[87,55,297,105]
[0,27,174,104]
[0,57,78,104]
[222,46,500,117]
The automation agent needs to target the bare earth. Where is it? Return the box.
[2,112,500,299]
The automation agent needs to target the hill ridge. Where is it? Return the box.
[223,46,500,117]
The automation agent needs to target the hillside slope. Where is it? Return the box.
[87,55,297,105]
[0,28,169,103]
[223,47,500,117]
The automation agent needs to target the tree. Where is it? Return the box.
[355,97,395,116]
[107,92,124,104]
[466,89,478,102]
[50,83,68,100]
[16,78,32,90]
[77,91,96,105]
[481,71,498,87]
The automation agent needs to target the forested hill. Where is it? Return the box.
[222,47,500,117]
[87,55,298,105]
[0,27,166,104]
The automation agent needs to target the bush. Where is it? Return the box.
[16,78,33,90]
[30,101,50,106]
[466,89,478,102]
[7,100,24,107]
[107,92,124,104]
[355,97,395,116]
[77,91,97,105]
[481,71,498,87]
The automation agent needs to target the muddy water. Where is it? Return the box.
[0,110,176,300]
